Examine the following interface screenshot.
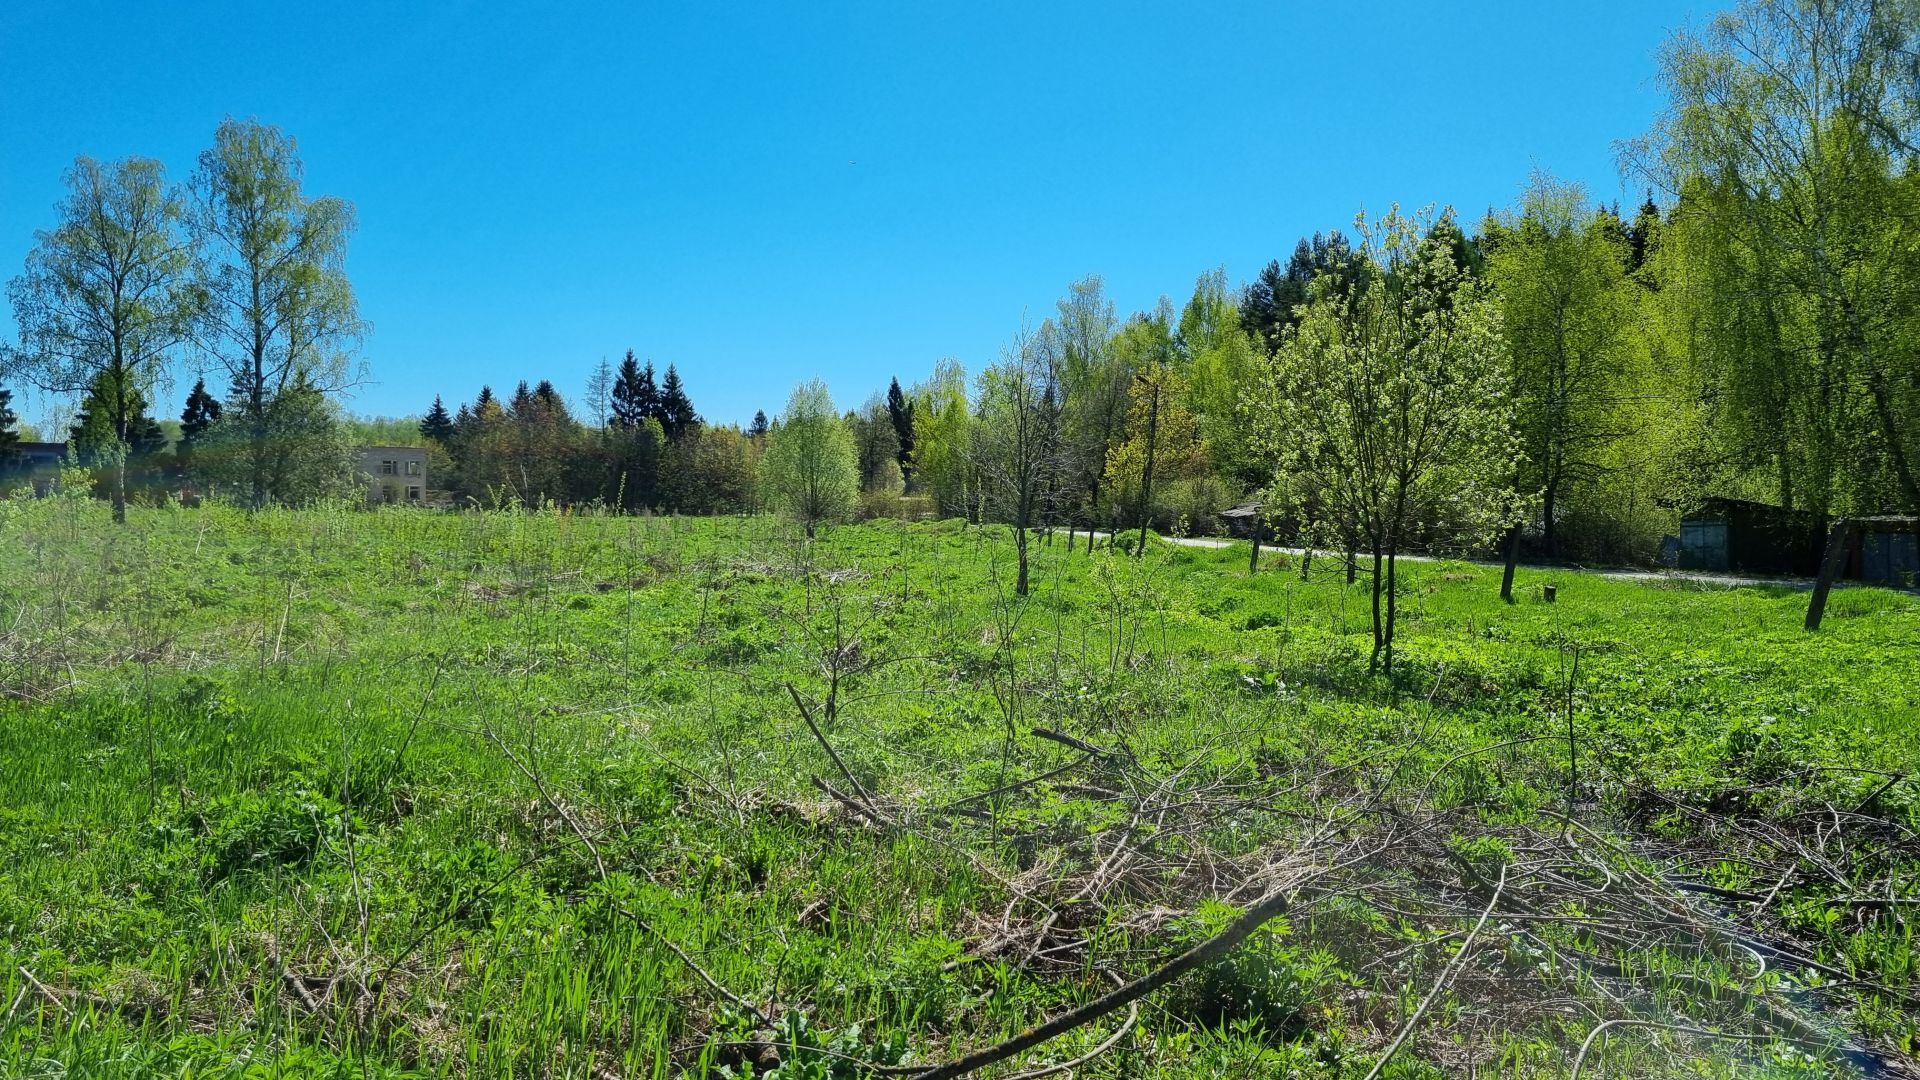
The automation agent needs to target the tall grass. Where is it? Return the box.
[0,497,1914,1076]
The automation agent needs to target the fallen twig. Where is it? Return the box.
[1359,864,1507,1080]
[910,888,1290,1080]
[788,682,881,818]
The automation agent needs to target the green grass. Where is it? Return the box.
[0,494,1915,1078]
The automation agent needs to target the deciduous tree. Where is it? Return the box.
[1254,208,1519,673]
[1631,0,1920,512]
[189,118,362,508]
[976,324,1065,594]
[762,379,859,536]
[1487,174,1638,564]
[909,360,974,519]
[4,155,198,522]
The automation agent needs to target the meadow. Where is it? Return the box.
[0,494,1915,1079]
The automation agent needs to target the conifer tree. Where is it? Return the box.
[0,388,19,468]
[659,364,698,439]
[585,356,614,427]
[178,377,223,480]
[748,410,770,439]
[419,394,455,443]
[69,370,166,499]
[508,380,535,418]
[610,352,652,427]
[886,376,915,478]
[607,354,663,510]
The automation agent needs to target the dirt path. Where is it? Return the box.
[1147,534,1812,590]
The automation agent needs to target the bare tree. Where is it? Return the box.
[976,323,1066,595]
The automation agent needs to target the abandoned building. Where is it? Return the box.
[1679,499,1918,585]
[360,445,428,506]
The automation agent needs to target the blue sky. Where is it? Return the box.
[1,1,1702,428]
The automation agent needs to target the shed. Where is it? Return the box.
[1678,498,1824,576]
[1219,503,1266,541]
[1850,515,1920,587]
[1217,503,1297,543]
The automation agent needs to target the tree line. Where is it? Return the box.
[5,1,1915,662]
[419,352,758,513]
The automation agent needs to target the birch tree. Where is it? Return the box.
[4,156,198,523]
[190,118,362,508]
[976,323,1065,595]
[1631,0,1920,512]
[763,379,859,537]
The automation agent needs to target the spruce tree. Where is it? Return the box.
[69,371,165,498]
[0,388,18,467]
[70,372,165,464]
[749,410,770,439]
[585,357,614,427]
[637,361,662,424]
[1240,239,1320,354]
[886,376,915,473]
[659,364,698,440]
[610,352,649,427]
[419,394,455,443]
[607,353,663,510]
[1626,195,1662,278]
[178,377,223,480]
[508,380,535,418]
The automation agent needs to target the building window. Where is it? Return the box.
[407,487,421,501]
[405,460,421,477]
[381,460,397,475]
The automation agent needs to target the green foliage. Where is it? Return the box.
[662,423,759,514]
[1165,900,1331,1035]
[190,117,364,510]
[4,153,198,522]
[0,503,1912,1077]
[1486,172,1645,560]
[763,379,859,535]
[908,359,973,519]
[1253,207,1521,669]
[196,371,358,505]
[1632,0,1920,513]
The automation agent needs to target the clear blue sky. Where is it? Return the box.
[1,1,1702,429]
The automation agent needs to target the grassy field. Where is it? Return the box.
[1,495,1915,1078]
